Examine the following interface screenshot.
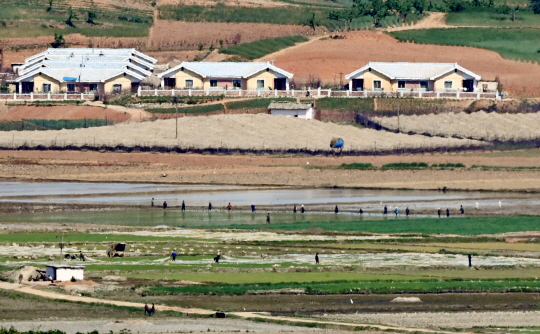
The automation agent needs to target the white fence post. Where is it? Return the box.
[418,91,422,98]
[81,93,84,100]
[317,87,321,97]
[137,85,141,97]
[171,89,175,96]
[258,90,261,97]
[346,90,350,97]
[456,91,460,99]
[154,89,158,96]
[206,90,209,96]
[30,92,34,101]
[291,90,295,97]
[436,92,440,98]
[328,89,331,97]
[64,92,67,100]
[477,92,480,99]
[239,90,242,97]
[189,89,192,97]
[274,89,278,97]
[48,92,51,100]
[13,93,16,100]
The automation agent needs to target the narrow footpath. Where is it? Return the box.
[0,281,455,334]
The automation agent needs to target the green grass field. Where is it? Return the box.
[220,36,309,60]
[388,28,540,63]
[148,98,297,114]
[0,119,112,131]
[147,104,224,114]
[0,0,152,38]
[447,8,540,28]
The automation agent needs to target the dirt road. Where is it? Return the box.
[0,281,455,333]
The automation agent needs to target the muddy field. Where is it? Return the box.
[263,30,540,95]
[0,105,132,123]
[2,150,540,191]
[372,111,540,141]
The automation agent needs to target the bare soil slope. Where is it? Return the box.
[0,106,131,123]
[269,31,540,95]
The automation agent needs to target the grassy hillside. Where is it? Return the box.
[447,8,540,28]
[388,28,540,63]
[0,0,153,38]
[220,36,309,60]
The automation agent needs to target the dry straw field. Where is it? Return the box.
[372,111,540,141]
[0,114,484,151]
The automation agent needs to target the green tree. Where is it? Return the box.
[531,0,540,14]
[413,0,426,14]
[87,10,97,24]
[388,0,413,22]
[66,6,78,27]
[52,32,65,48]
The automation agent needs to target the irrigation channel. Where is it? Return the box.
[0,181,539,225]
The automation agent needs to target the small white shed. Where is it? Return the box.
[46,265,84,281]
[269,101,314,120]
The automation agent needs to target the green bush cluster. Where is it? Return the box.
[316,97,375,111]
[382,162,429,169]
[220,36,308,60]
[148,104,224,114]
[340,163,374,169]
[0,119,111,131]
[432,163,466,168]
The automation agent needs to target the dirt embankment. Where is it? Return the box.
[2,151,540,191]
[270,30,540,95]
[0,105,132,123]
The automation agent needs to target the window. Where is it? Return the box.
[444,81,453,89]
[89,83,98,92]
[373,80,382,90]
[398,81,405,89]
[185,79,194,88]
[42,83,51,93]
[420,81,428,90]
[113,84,122,93]
[232,79,241,89]
[210,80,218,88]
[67,84,75,92]
[257,79,265,90]
[482,84,488,92]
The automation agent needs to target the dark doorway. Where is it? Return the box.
[352,79,364,91]
[21,82,34,93]
[274,78,286,90]
[164,78,176,89]
[463,80,474,92]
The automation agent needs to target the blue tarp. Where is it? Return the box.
[63,77,77,82]
[334,138,344,148]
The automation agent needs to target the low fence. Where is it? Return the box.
[138,88,499,100]
[0,93,95,101]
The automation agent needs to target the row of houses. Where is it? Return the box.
[6,48,496,95]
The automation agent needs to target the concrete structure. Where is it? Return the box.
[15,48,157,94]
[158,62,293,91]
[45,265,84,281]
[268,101,314,119]
[346,62,481,92]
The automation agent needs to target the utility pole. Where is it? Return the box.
[173,96,178,139]
[397,103,400,133]
[59,232,65,262]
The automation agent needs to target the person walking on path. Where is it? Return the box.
[163,201,167,209]
[181,200,185,211]
[171,250,177,261]
[144,303,150,316]
[293,205,297,213]
[266,213,271,224]
[301,205,305,213]
[315,253,319,264]
[437,208,441,218]
[335,205,339,214]
[227,202,232,212]
[208,202,212,211]
[446,208,450,217]
[406,207,410,217]
[151,198,154,207]
[359,208,363,215]
[394,207,399,217]
[251,204,256,212]
[150,303,155,316]
[460,205,465,215]
[384,205,388,215]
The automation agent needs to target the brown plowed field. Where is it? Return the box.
[264,30,540,95]
[148,20,315,50]
[0,105,131,123]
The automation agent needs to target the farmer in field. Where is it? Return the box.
[301,205,305,213]
[446,208,450,217]
[18,273,23,284]
[151,303,155,316]
[394,207,399,217]
[335,205,339,214]
[151,198,154,207]
[315,253,319,264]
[384,205,388,215]
[163,201,167,209]
[293,205,297,213]
[79,250,85,261]
[181,200,186,211]
[406,207,410,217]
[209,202,212,211]
[437,208,441,218]
[359,208,363,215]
[144,303,150,316]
[251,204,256,212]
[266,213,271,224]
[460,205,465,215]
[171,250,177,261]
[227,202,232,212]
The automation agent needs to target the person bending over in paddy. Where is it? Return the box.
[181,200,185,211]
[266,213,271,224]
[227,202,232,212]
[406,207,410,217]
[437,208,441,218]
[301,205,305,213]
[359,208,363,215]
[446,208,450,217]
[335,205,339,214]
[151,198,154,207]
[144,303,150,316]
[384,205,388,215]
[252,204,256,212]
[163,201,167,209]
[293,205,297,213]
[394,207,399,217]
[315,253,319,264]
[208,202,212,211]
[460,205,465,215]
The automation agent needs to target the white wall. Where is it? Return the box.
[46,266,84,281]
[271,108,313,120]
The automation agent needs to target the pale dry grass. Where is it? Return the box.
[372,111,540,141]
[0,114,484,151]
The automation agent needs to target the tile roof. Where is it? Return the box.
[345,62,481,81]
[159,62,293,79]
